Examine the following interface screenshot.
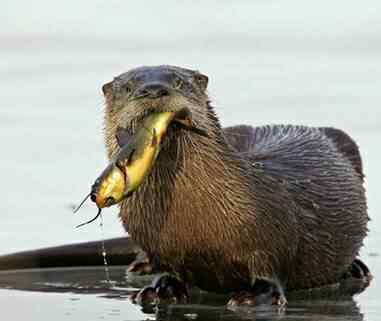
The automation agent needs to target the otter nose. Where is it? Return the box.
[135,83,170,99]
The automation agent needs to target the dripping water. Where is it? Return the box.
[99,213,111,284]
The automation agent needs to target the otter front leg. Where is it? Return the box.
[127,250,154,275]
[132,274,189,305]
[228,279,287,307]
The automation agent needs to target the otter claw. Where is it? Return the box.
[132,274,188,305]
[227,279,287,307]
[227,292,257,306]
[272,293,288,306]
[127,261,153,275]
[127,259,153,275]
[127,251,153,275]
[132,286,158,305]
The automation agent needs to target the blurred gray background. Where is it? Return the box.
[1,0,380,270]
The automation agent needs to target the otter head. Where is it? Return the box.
[102,65,218,160]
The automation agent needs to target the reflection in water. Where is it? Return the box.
[0,267,365,321]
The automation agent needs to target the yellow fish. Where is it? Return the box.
[74,108,205,227]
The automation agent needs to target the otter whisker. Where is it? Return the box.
[76,207,102,228]
[73,193,91,214]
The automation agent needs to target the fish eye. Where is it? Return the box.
[90,192,97,202]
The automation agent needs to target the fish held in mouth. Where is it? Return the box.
[90,109,196,209]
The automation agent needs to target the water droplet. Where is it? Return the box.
[99,213,111,283]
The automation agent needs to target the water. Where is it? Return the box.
[0,267,374,321]
[1,0,381,320]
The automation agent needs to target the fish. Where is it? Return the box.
[74,108,206,227]
[92,111,175,209]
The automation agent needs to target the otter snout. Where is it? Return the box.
[134,82,171,100]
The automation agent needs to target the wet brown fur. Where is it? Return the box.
[102,65,368,293]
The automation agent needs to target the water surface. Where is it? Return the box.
[0,266,376,321]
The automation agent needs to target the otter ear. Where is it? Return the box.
[194,72,209,92]
[102,81,113,96]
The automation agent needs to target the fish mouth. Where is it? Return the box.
[90,163,126,209]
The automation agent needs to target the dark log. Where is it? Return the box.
[0,237,139,271]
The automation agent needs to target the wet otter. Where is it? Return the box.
[102,65,371,305]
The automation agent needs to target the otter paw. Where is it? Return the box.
[227,279,287,307]
[132,274,188,305]
[127,260,153,275]
[131,286,158,305]
[227,291,287,307]
[271,292,288,306]
[127,251,153,275]
[227,292,257,306]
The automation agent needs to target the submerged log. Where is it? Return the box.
[0,237,139,271]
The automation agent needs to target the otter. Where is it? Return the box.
[102,65,371,305]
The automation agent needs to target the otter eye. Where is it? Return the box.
[173,76,183,90]
[125,85,132,95]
